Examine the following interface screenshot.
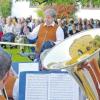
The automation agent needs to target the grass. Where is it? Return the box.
[4,46,33,62]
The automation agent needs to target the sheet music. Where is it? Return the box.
[48,73,79,100]
[25,73,79,100]
[25,74,48,100]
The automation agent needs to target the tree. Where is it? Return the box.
[79,0,100,7]
[37,9,45,18]
[92,0,100,7]
[0,0,12,17]
[16,0,100,7]
[81,0,89,7]
[16,0,100,18]
[31,0,76,5]
[33,0,76,18]
[29,0,100,7]
[43,4,76,18]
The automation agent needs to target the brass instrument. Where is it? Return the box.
[41,28,100,100]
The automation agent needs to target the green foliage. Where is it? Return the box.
[31,0,46,5]
[16,0,100,7]
[92,0,100,7]
[31,0,76,5]
[30,0,100,7]
[81,0,100,7]
[81,0,89,7]
[55,0,75,5]
[36,9,45,18]
[0,0,12,17]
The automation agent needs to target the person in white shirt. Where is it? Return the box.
[27,8,64,62]
[3,16,15,34]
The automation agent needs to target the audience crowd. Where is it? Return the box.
[0,15,100,53]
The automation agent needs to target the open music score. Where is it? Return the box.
[19,72,79,100]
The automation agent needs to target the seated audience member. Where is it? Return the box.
[0,47,17,100]
[0,25,3,40]
[3,16,14,34]
[15,20,31,53]
[61,18,69,39]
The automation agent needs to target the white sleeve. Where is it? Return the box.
[13,79,19,100]
[54,26,64,44]
[3,25,6,34]
[26,24,41,40]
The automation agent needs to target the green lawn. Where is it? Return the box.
[4,47,33,62]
